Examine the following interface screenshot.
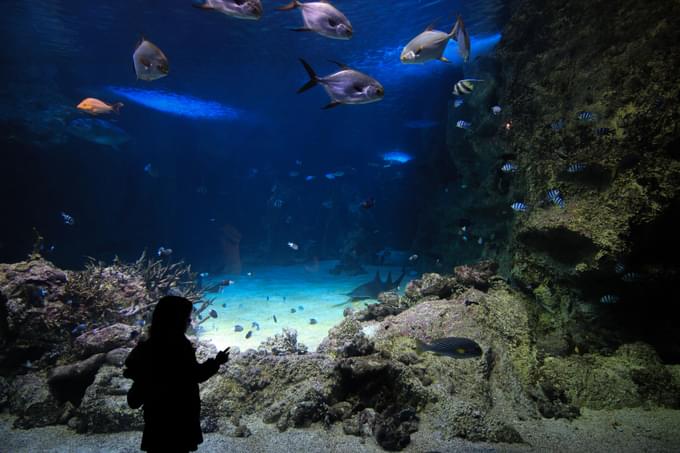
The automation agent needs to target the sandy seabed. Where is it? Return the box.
[2,408,680,453]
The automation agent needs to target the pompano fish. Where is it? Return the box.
[297,59,384,109]
[77,98,123,115]
[400,20,457,64]
[192,0,262,20]
[451,14,471,62]
[67,118,130,149]
[133,38,169,81]
[277,0,352,40]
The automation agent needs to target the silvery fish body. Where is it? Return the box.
[297,59,384,109]
[278,1,352,39]
[401,28,453,64]
[192,0,262,20]
[67,118,130,149]
[132,38,169,81]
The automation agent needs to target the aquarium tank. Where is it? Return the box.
[1,0,679,451]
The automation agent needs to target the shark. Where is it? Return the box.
[335,270,405,306]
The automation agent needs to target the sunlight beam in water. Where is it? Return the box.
[107,86,242,120]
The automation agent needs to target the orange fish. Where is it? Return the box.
[76,98,123,115]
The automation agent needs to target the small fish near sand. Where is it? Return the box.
[401,18,459,64]
[234,324,244,332]
[77,98,123,115]
[192,0,263,20]
[277,0,352,40]
[132,37,169,81]
[252,321,260,330]
[290,308,297,313]
[452,79,484,96]
[297,59,384,109]
[209,309,218,318]
[273,315,278,323]
[245,330,253,339]
[309,318,318,325]
[415,337,483,359]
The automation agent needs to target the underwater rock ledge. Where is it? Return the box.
[3,256,679,450]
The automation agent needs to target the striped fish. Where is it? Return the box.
[614,262,625,274]
[596,127,612,136]
[621,272,641,283]
[511,202,527,212]
[567,163,586,173]
[456,120,471,129]
[547,189,565,208]
[501,162,517,173]
[453,98,464,108]
[577,111,596,121]
[550,118,565,131]
[600,294,619,304]
[452,79,484,96]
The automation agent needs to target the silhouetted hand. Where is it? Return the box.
[215,347,230,365]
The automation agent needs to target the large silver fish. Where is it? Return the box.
[132,38,169,81]
[400,20,457,64]
[192,0,262,20]
[297,59,384,109]
[67,118,130,150]
[277,1,352,39]
[451,14,471,62]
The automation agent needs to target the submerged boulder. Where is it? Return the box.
[74,323,140,357]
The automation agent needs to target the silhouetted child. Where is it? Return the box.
[124,296,229,453]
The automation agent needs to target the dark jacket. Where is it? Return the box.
[124,336,220,452]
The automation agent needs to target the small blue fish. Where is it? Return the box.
[234,325,244,332]
[273,199,284,208]
[290,308,297,313]
[252,321,260,330]
[511,202,527,212]
[39,288,48,298]
[567,163,586,173]
[298,305,304,311]
[577,111,595,121]
[595,127,612,136]
[456,120,471,129]
[199,272,209,278]
[614,263,625,274]
[621,272,641,283]
[600,294,619,304]
[309,318,318,325]
[61,212,75,226]
[273,315,277,323]
[547,189,565,208]
[550,118,565,131]
[157,246,173,257]
[324,173,335,180]
[305,175,315,181]
[245,330,252,339]
[453,98,464,108]
[501,162,517,173]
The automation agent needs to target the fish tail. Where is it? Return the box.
[450,14,461,38]
[415,338,428,354]
[297,58,319,94]
[111,102,124,114]
[276,1,299,11]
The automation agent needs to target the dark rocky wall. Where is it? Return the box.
[495,0,680,360]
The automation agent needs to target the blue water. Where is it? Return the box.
[1,0,507,347]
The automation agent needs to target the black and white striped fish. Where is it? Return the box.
[550,118,565,131]
[456,120,471,129]
[595,127,612,136]
[452,79,484,96]
[547,189,565,208]
[577,111,596,121]
[567,163,586,173]
[600,294,619,304]
[614,262,625,274]
[621,272,641,283]
[501,162,518,173]
[511,202,527,212]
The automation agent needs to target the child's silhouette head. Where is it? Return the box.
[150,296,193,338]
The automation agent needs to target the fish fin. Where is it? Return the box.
[439,56,451,63]
[424,18,438,32]
[290,27,313,32]
[328,60,350,70]
[297,58,319,93]
[322,101,341,110]
[450,14,462,38]
[191,0,212,9]
[276,1,299,11]
[415,338,427,354]
[111,102,124,114]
